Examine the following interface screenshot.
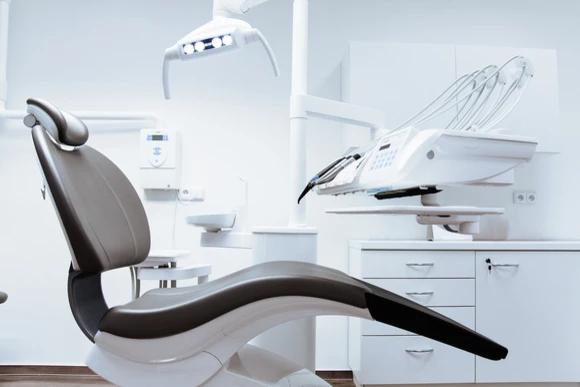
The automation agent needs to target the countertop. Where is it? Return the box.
[349,240,580,251]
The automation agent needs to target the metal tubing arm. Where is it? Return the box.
[0,108,160,130]
[290,94,386,130]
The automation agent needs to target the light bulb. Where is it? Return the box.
[183,44,194,55]
[212,37,223,48]
[222,35,233,46]
[194,42,205,52]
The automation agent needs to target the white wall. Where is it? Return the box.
[0,0,578,370]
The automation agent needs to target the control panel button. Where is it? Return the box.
[148,145,167,167]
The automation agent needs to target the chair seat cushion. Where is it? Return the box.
[99,261,508,361]
[99,261,369,339]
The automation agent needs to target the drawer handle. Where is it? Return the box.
[492,263,520,268]
[406,349,434,354]
[406,263,435,267]
[405,291,434,296]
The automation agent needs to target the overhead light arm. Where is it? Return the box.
[246,28,280,77]
[162,47,179,100]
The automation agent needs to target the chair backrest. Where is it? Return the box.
[28,98,150,274]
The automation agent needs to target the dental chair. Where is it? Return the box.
[23,98,508,387]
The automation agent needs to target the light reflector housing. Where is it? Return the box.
[163,17,279,99]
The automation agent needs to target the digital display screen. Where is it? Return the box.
[147,135,168,141]
[379,143,391,151]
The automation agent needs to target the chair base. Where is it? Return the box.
[87,343,329,387]
[204,344,330,386]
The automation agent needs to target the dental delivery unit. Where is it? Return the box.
[300,56,538,240]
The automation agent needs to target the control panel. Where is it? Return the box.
[147,134,169,167]
[140,129,182,190]
[316,127,418,196]
[361,127,415,181]
[369,141,401,172]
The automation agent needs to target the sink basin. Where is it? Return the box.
[186,212,236,232]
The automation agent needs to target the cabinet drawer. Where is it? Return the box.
[362,307,474,336]
[368,279,475,307]
[361,250,474,278]
[359,336,475,385]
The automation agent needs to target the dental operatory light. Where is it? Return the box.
[194,41,206,52]
[222,35,233,46]
[212,37,223,48]
[183,44,195,55]
[162,15,280,99]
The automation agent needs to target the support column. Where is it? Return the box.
[288,0,309,226]
[0,0,12,109]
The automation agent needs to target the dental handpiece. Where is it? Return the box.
[297,156,346,204]
[297,140,377,203]
[315,154,361,185]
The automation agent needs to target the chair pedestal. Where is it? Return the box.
[87,343,329,387]
[204,344,330,387]
[251,227,318,372]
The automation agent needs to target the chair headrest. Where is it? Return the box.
[24,98,89,147]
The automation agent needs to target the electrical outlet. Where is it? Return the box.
[513,191,537,204]
[526,192,537,204]
[178,186,205,202]
[513,191,526,204]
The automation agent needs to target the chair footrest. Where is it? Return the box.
[137,264,212,281]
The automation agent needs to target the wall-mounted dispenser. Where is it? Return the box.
[140,129,182,190]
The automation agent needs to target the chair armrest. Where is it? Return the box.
[137,265,212,281]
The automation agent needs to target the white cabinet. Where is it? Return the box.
[367,279,475,307]
[360,336,475,385]
[349,241,580,386]
[361,250,474,279]
[349,246,476,386]
[362,306,474,336]
[476,251,580,383]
